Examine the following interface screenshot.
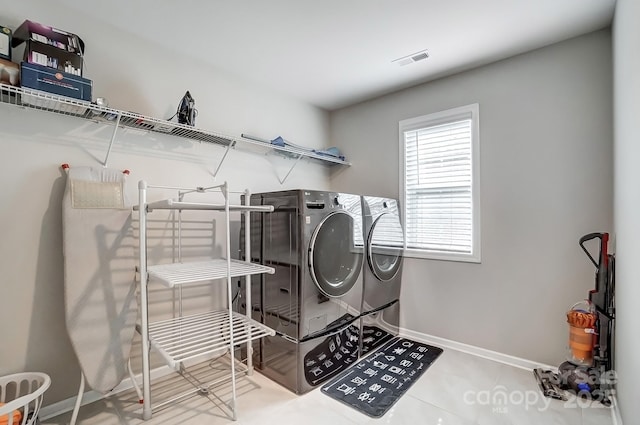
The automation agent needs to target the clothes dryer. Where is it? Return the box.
[360,196,404,354]
[239,190,365,393]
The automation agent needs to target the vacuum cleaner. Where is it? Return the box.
[534,232,615,406]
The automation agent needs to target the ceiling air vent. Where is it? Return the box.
[392,49,429,67]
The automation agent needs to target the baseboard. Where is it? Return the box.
[612,394,624,425]
[399,327,558,371]
[39,364,166,420]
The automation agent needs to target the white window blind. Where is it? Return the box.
[400,104,480,262]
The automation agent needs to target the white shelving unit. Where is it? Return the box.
[136,180,275,421]
[147,259,274,288]
[0,83,350,182]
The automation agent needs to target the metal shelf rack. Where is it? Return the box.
[137,180,275,421]
[148,259,274,288]
[0,83,350,182]
[143,310,274,369]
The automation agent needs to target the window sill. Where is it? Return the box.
[403,248,481,264]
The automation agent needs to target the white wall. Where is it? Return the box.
[330,30,613,366]
[0,1,333,404]
[612,0,640,421]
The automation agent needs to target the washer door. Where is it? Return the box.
[309,210,363,298]
[367,213,404,282]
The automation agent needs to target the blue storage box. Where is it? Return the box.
[20,62,91,101]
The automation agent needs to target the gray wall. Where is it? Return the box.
[0,1,332,404]
[613,0,640,421]
[330,30,613,366]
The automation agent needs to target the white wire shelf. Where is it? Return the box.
[139,310,275,369]
[0,83,235,147]
[0,83,351,171]
[145,199,275,213]
[240,134,351,166]
[147,259,275,288]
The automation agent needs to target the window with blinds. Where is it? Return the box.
[399,104,480,262]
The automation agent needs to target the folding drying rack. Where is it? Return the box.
[136,180,275,420]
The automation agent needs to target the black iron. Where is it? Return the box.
[177,91,196,126]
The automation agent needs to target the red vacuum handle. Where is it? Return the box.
[579,232,608,270]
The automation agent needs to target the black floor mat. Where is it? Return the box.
[321,337,443,418]
[361,324,394,355]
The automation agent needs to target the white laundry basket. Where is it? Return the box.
[0,373,51,425]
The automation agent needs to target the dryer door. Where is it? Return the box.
[309,210,363,298]
[367,213,404,282]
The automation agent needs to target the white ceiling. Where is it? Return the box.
[59,0,615,111]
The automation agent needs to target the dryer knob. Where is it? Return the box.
[333,196,341,206]
[383,201,388,208]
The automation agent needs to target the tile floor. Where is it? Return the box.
[43,347,615,425]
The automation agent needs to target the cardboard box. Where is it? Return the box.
[0,25,11,60]
[20,62,92,102]
[23,39,84,75]
[12,20,85,56]
[0,58,20,86]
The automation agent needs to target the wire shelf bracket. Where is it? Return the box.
[278,153,304,185]
[103,113,122,167]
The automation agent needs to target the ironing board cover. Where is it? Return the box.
[62,166,138,393]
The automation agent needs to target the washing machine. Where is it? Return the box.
[359,196,404,354]
[238,190,365,394]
